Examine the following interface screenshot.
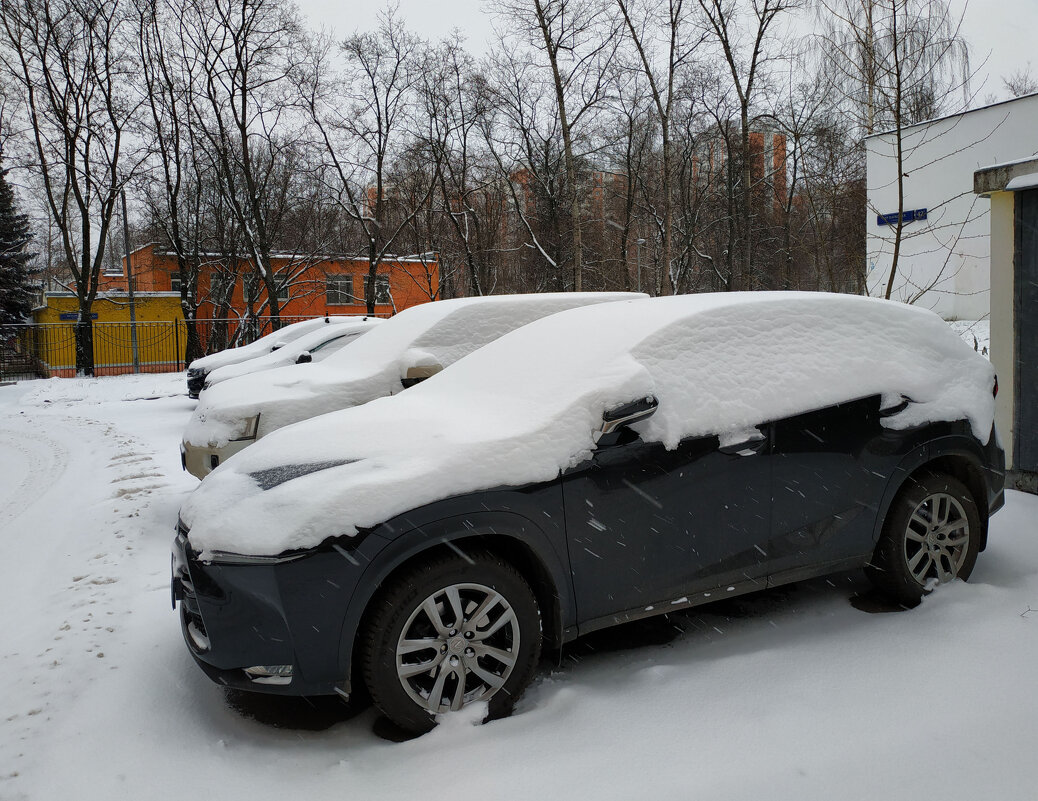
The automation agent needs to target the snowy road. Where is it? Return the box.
[1,373,1036,801]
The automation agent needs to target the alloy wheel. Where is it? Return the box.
[395,582,520,715]
[903,491,971,585]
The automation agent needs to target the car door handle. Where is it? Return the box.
[718,436,768,456]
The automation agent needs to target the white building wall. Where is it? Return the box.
[866,93,1038,320]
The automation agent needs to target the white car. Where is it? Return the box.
[185,316,364,398]
[201,318,381,391]
[180,292,644,478]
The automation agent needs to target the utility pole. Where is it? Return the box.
[121,190,140,374]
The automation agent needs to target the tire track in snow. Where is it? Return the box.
[0,425,69,532]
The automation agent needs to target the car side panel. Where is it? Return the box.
[766,395,893,575]
[562,434,773,626]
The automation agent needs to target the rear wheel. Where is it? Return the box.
[866,471,981,605]
[361,551,542,734]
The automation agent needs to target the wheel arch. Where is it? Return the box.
[875,441,992,554]
[336,512,571,698]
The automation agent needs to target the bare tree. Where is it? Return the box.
[299,9,438,314]
[185,0,305,329]
[616,0,705,293]
[696,0,800,291]
[490,0,618,291]
[0,0,142,373]
[1003,65,1038,99]
[136,0,210,361]
[481,46,571,292]
[418,36,500,297]
[816,0,970,298]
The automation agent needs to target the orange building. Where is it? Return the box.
[101,244,440,319]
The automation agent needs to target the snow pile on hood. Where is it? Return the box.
[183,292,644,448]
[187,316,361,374]
[203,318,381,387]
[181,293,996,557]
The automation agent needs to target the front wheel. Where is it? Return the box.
[361,551,542,734]
[866,471,982,605]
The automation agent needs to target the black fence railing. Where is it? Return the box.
[0,315,358,381]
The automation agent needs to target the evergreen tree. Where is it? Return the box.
[0,161,36,325]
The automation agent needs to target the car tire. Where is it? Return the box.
[360,550,542,735]
[866,470,981,606]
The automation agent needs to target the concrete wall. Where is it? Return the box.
[988,191,1015,467]
[866,93,1038,320]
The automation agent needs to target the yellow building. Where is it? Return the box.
[31,290,186,377]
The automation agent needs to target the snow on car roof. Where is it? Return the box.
[315,291,646,374]
[203,318,382,387]
[184,291,644,447]
[188,316,364,372]
[181,292,996,557]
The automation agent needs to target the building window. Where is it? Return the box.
[243,273,260,304]
[326,274,354,305]
[275,271,290,303]
[211,275,235,305]
[364,274,391,305]
[171,275,181,294]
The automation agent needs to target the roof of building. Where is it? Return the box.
[864,90,1038,141]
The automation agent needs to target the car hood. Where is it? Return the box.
[182,357,406,447]
[179,363,650,558]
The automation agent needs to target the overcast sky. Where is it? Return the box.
[294,0,1036,106]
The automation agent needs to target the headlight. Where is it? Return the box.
[229,413,261,442]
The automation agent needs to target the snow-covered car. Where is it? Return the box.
[201,317,381,391]
[180,291,644,479]
[172,292,1005,734]
[185,316,362,398]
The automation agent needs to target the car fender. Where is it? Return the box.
[333,505,574,696]
[870,429,994,550]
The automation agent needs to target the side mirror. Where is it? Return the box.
[295,351,313,364]
[401,363,442,389]
[596,396,658,445]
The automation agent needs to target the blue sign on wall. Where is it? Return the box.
[877,208,927,226]
[58,313,98,321]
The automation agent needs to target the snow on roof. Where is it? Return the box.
[183,292,644,447]
[187,316,364,373]
[181,292,996,557]
[202,318,382,387]
[1005,172,1038,191]
[864,91,1038,140]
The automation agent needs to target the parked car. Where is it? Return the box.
[180,292,644,479]
[172,292,1004,735]
[185,316,363,398]
[201,318,381,391]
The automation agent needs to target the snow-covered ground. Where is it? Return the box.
[949,318,990,357]
[2,370,1036,801]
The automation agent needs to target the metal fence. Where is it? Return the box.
[0,315,347,381]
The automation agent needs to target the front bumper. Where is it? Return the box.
[181,439,251,479]
[171,526,368,696]
[187,370,206,399]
